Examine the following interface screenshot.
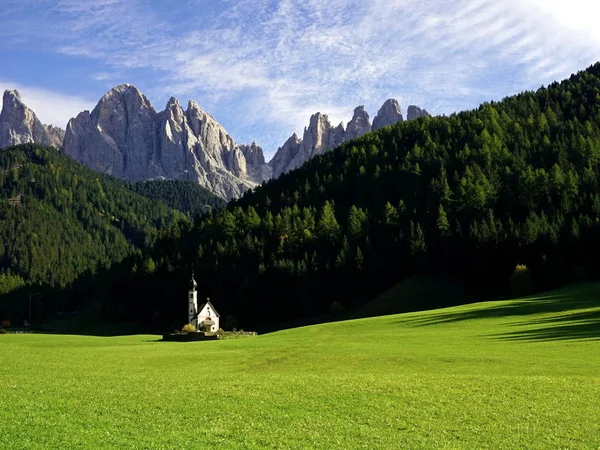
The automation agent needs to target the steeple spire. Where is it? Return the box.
[189,272,197,291]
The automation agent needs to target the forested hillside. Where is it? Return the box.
[131,179,225,217]
[0,144,187,295]
[129,63,600,328]
[6,64,600,332]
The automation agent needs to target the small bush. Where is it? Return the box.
[181,323,196,333]
[216,328,224,337]
[510,264,534,297]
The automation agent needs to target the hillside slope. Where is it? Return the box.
[131,179,225,218]
[0,144,187,295]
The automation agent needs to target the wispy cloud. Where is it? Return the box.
[92,72,121,82]
[2,0,600,158]
[0,81,94,128]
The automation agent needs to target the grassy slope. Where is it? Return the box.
[1,284,599,449]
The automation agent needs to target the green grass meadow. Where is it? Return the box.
[1,283,600,449]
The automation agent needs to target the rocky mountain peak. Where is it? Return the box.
[100,84,154,109]
[373,99,403,130]
[166,97,181,108]
[269,132,305,179]
[345,105,371,140]
[0,89,51,148]
[63,84,265,199]
[3,89,21,106]
[268,98,430,178]
[305,112,333,157]
[407,105,430,121]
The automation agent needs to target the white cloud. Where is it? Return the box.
[92,72,120,81]
[0,82,94,128]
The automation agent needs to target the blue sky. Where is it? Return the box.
[1,0,599,160]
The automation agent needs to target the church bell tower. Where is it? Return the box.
[188,272,198,329]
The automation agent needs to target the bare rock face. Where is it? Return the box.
[344,106,371,140]
[64,85,266,199]
[407,105,430,121]
[156,97,191,180]
[269,133,303,179]
[239,141,272,182]
[304,113,334,157]
[64,84,158,178]
[330,122,346,149]
[372,99,403,131]
[269,99,414,178]
[44,125,65,149]
[0,90,51,148]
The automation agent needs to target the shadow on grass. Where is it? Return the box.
[402,283,600,341]
[492,308,600,342]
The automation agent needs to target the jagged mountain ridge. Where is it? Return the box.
[268,99,429,178]
[0,85,430,198]
[62,85,270,199]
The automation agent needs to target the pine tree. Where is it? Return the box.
[437,205,451,236]
[317,201,341,242]
[355,246,364,270]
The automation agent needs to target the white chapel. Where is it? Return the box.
[188,273,220,332]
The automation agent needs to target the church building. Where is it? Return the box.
[188,273,220,332]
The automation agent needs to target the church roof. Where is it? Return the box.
[198,300,220,318]
[191,299,220,320]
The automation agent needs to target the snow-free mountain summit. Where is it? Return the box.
[63,84,269,199]
[0,85,430,199]
[0,90,61,149]
[268,99,429,178]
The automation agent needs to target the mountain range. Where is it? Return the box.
[0,86,429,199]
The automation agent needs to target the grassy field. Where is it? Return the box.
[1,283,599,449]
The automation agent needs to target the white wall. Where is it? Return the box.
[198,302,220,332]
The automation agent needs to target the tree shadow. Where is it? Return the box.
[401,283,600,341]
[492,309,600,342]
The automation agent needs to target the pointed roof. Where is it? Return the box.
[192,298,220,319]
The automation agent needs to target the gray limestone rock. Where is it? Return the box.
[330,122,346,149]
[304,112,333,157]
[267,98,425,178]
[372,99,403,130]
[0,90,51,148]
[344,105,371,140]
[239,141,272,182]
[269,133,303,179]
[407,105,430,121]
[63,85,265,199]
[64,84,159,179]
[43,125,65,149]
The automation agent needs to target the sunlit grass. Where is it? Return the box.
[1,283,599,448]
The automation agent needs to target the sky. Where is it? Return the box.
[1,0,599,160]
